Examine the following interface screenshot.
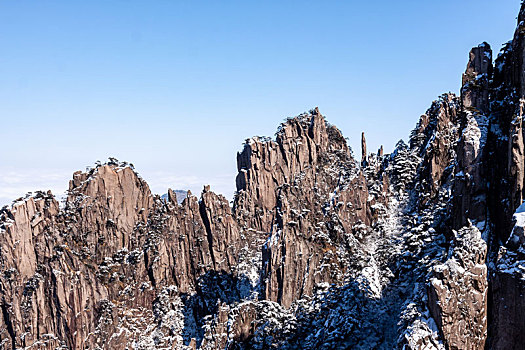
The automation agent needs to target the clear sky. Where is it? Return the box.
[0,0,521,205]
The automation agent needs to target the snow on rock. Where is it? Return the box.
[8,14,525,346]
[507,201,525,249]
[428,225,488,350]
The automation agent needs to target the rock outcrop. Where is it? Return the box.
[411,93,461,205]
[6,3,525,349]
[429,225,488,350]
[235,109,371,307]
[452,43,492,229]
[361,131,367,165]
[0,161,248,349]
[490,203,525,350]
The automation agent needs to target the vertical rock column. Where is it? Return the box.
[361,131,367,166]
[453,43,492,229]
[491,203,525,349]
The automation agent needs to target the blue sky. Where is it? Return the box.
[0,0,521,205]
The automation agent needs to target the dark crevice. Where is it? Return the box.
[199,199,217,268]
[1,299,16,350]
[144,251,156,288]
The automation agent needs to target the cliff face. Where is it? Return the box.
[0,164,246,349]
[234,110,371,307]
[491,204,525,350]
[429,225,488,350]
[4,4,525,350]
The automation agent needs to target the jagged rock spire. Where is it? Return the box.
[167,188,177,205]
[461,42,492,113]
[361,132,367,164]
[452,42,493,230]
[4,3,525,348]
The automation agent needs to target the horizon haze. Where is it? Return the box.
[0,0,521,205]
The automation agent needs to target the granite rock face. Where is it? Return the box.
[0,163,246,349]
[490,203,525,350]
[235,110,371,307]
[0,111,375,348]
[453,43,492,229]
[429,225,488,350]
[412,93,461,204]
[6,3,525,349]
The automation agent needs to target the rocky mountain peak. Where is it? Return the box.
[6,4,525,349]
[361,131,367,164]
[462,42,492,113]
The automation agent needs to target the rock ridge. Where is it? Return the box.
[5,3,525,349]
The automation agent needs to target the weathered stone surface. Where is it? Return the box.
[234,109,371,307]
[461,42,492,114]
[8,4,525,347]
[508,111,525,212]
[489,204,525,349]
[0,161,248,349]
[199,301,256,349]
[361,131,367,165]
[490,249,525,350]
[0,190,115,349]
[486,3,525,242]
[429,225,487,350]
[490,266,525,350]
[234,108,336,233]
[261,172,370,307]
[66,164,154,262]
[452,44,492,229]
[411,94,461,205]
